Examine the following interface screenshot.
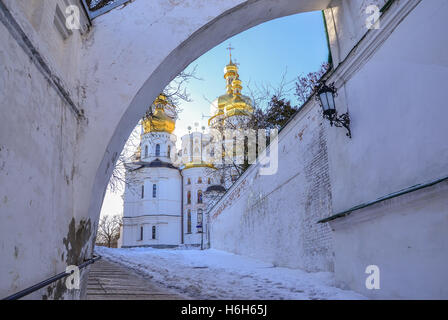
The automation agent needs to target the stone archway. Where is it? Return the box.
[79,0,331,283]
[3,0,447,300]
[0,0,331,299]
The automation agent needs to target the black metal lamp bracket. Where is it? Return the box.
[326,111,352,139]
[316,82,352,139]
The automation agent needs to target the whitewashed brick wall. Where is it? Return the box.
[209,100,335,272]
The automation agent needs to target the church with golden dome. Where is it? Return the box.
[209,52,254,128]
[121,51,253,248]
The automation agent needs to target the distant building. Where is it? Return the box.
[121,55,253,248]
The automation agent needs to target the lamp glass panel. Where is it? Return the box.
[326,91,335,111]
[319,92,329,111]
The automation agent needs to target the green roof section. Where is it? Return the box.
[318,175,448,224]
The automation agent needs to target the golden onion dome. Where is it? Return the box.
[142,94,176,134]
[208,94,230,126]
[225,94,254,117]
[209,50,254,125]
[217,94,233,111]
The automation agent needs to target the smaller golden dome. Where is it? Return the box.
[142,94,176,134]
[224,63,238,77]
[154,94,168,105]
[209,50,254,125]
[232,78,242,95]
[224,61,239,94]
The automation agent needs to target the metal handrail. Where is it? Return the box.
[3,255,101,300]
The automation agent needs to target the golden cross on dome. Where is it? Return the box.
[226,43,235,62]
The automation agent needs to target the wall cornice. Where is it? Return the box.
[328,0,422,87]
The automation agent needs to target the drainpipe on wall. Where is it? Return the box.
[207,212,211,249]
[180,169,184,244]
[322,10,333,66]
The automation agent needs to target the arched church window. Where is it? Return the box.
[153,184,157,198]
[187,210,192,234]
[187,178,191,185]
[140,226,143,241]
[152,226,156,240]
[197,209,203,233]
[156,144,160,157]
[145,145,148,158]
[187,191,191,204]
[208,178,211,184]
[233,136,237,157]
[168,145,171,158]
[198,190,203,204]
[198,177,202,184]
[141,185,144,199]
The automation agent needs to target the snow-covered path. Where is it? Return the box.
[96,247,365,300]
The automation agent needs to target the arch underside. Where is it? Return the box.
[83,0,331,236]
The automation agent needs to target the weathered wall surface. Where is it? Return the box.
[210,100,335,272]
[3,0,446,300]
[323,0,448,298]
[0,0,332,299]
[77,0,331,264]
[209,0,448,299]
[331,181,448,299]
[326,0,388,68]
[0,0,92,299]
[324,0,448,213]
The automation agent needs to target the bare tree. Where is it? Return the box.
[164,65,201,108]
[201,70,294,189]
[203,63,330,193]
[295,63,330,106]
[96,214,123,248]
[107,66,201,194]
[107,124,142,193]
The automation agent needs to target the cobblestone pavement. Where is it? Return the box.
[86,259,186,300]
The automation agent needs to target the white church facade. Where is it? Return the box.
[121,56,252,248]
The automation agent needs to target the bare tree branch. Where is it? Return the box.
[96,214,123,248]
[107,66,201,194]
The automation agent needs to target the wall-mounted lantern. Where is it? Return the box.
[316,82,352,138]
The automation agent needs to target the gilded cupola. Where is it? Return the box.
[224,62,239,95]
[208,47,254,126]
[142,94,176,134]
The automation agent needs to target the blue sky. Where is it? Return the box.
[101,10,329,217]
[173,10,329,138]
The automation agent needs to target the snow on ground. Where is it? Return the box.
[95,246,366,300]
